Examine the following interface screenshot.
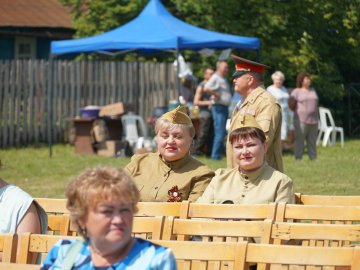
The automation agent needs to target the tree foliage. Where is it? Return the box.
[60,0,146,36]
[171,0,360,97]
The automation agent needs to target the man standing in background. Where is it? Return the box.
[204,60,231,160]
[227,55,283,172]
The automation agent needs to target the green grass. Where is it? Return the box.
[1,140,360,198]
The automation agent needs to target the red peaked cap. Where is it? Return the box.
[231,54,271,78]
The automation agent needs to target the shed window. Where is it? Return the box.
[15,36,36,59]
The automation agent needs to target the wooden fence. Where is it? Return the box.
[0,59,177,148]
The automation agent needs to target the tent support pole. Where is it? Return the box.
[48,55,54,158]
[176,47,181,102]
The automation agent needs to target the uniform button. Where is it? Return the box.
[154,186,158,189]
[242,194,245,197]
[244,176,248,179]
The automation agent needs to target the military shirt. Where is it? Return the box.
[124,152,214,202]
[226,87,283,172]
[197,163,294,204]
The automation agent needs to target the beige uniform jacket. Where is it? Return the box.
[124,152,214,202]
[226,87,283,172]
[197,163,294,204]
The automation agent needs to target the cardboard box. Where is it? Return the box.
[99,102,134,118]
[97,140,126,157]
[92,122,106,142]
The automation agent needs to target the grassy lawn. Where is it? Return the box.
[1,139,359,198]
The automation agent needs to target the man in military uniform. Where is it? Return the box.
[226,55,283,172]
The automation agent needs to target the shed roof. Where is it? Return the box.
[0,0,73,29]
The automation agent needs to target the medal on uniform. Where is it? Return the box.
[167,186,182,202]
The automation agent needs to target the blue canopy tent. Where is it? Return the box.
[51,0,260,55]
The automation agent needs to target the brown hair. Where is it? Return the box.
[65,166,140,237]
[296,72,310,88]
[229,126,266,145]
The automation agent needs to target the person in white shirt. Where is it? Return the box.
[0,178,47,263]
[204,60,231,160]
[267,71,294,150]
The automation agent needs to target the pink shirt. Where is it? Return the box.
[291,88,319,124]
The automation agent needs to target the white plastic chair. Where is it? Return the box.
[316,107,344,147]
[121,113,148,149]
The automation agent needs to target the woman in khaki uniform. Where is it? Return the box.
[124,106,214,202]
[197,114,294,204]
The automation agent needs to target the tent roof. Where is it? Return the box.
[51,0,260,55]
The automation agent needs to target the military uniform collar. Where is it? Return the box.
[238,162,267,182]
[158,153,191,170]
[241,86,265,106]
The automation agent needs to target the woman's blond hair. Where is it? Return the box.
[155,117,195,138]
[271,71,285,81]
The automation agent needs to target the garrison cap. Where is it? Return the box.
[231,113,262,131]
[162,106,192,125]
[231,54,270,78]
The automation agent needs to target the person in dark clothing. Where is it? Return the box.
[193,68,214,156]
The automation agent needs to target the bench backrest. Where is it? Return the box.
[276,203,360,224]
[47,214,72,236]
[162,217,272,244]
[0,263,40,270]
[295,193,360,206]
[271,221,360,247]
[17,233,80,264]
[136,201,190,218]
[153,240,243,270]
[36,198,191,218]
[132,216,165,240]
[239,242,360,270]
[35,198,68,214]
[275,203,360,247]
[187,203,276,220]
[0,233,17,263]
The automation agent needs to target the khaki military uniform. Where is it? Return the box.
[124,152,214,202]
[197,162,294,204]
[226,87,283,172]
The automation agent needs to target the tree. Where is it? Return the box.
[60,0,146,37]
